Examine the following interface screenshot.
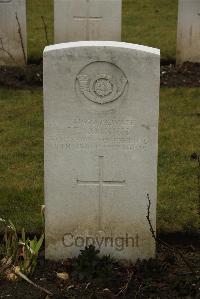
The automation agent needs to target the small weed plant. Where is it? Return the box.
[0,218,43,276]
[72,245,115,282]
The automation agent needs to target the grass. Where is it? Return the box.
[122,0,178,61]
[27,0,53,63]
[0,89,43,232]
[158,88,200,232]
[0,87,199,233]
[27,0,178,62]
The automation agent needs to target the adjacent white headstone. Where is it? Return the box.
[54,0,121,43]
[44,41,160,262]
[177,0,200,64]
[0,0,26,65]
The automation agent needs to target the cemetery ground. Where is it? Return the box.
[0,0,200,298]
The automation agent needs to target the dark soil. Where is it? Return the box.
[0,64,42,89]
[1,62,200,89]
[161,62,200,88]
[0,240,199,299]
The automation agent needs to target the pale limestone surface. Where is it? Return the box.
[44,41,160,262]
[54,0,121,43]
[177,0,200,64]
[0,0,26,65]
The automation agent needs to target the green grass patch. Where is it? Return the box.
[122,0,178,61]
[0,89,43,231]
[0,87,199,233]
[27,0,178,62]
[27,0,53,63]
[158,88,200,232]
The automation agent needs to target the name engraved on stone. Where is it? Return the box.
[76,61,128,106]
[77,156,125,230]
[49,118,148,151]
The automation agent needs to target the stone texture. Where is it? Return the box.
[44,41,160,262]
[54,0,121,43]
[0,0,26,65]
[177,0,200,64]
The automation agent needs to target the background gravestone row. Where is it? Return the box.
[1,0,200,65]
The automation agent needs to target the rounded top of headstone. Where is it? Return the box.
[44,41,160,56]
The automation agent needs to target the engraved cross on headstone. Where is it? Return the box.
[73,1,102,40]
[77,156,125,230]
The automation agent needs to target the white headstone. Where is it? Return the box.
[177,0,200,64]
[54,0,121,43]
[44,41,160,262]
[0,0,26,65]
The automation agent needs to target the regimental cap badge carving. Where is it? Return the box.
[76,61,128,106]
